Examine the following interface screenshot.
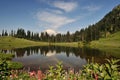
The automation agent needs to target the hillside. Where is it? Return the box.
[0,36,48,49]
[68,4,120,42]
[95,4,120,36]
[90,31,120,53]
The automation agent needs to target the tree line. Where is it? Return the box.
[0,4,120,42]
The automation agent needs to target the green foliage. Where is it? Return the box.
[0,53,14,60]
[0,60,10,80]
[9,70,30,80]
[0,53,23,70]
[1,58,120,80]
[44,58,120,80]
[81,58,120,80]
[7,61,23,69]
[45,62,66,80]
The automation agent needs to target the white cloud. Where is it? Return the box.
[50,9,63,14]
[45,9,63,14]
[35,1,78,34]
[45,29,57,35]
[53,1,77,12]
[36,11,76,30]
[82,5,101,11]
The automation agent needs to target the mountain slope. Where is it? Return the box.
[71,4,120,42]
[96,4,120,36]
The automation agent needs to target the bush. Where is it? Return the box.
[0,60,10,79]
[7,61,23,69]
[80,58,120,79]
[0,53,14,60]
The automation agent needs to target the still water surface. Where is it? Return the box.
[1,46,117,71]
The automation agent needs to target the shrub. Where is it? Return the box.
[0,53,14,60]
[0,60,10,80]
[80,58,120,79]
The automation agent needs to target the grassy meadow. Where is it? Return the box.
[50,42,82,47]
[90,31,120,53]
[0,36,49,49]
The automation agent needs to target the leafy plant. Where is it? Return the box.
[81,58,120,80]
[1,58,120,80]
[7,61,23,69]
[45,62,65,80]
[0,53,14,60]
[0,59,10,80]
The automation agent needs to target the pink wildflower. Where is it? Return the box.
[37,70,42,80]
[29,71,36,78]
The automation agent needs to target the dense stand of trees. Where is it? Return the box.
[0,4,120,42]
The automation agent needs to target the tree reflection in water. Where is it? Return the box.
[0,46,116,71]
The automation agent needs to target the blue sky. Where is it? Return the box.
[0,0,119,34]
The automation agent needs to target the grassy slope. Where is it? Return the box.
[90,31,120,54]
[0,36,48,49]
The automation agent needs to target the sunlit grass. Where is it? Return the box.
[90,31,120,53]
[50,42,82,47]
[0,36,49,49]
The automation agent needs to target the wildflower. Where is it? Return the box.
[69,68,74,74]
[37,70,42,80]
[10,70,18,79]
[29,71,36,78]
[94,73,98,80]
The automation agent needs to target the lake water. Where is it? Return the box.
[1,46,119,71]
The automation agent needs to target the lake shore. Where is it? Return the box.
[0,31,120,54]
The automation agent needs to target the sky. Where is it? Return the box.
[0,0,119,35]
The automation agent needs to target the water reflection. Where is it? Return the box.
[0,46,116,71]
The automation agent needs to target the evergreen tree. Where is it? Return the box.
[27,30,31,39]
[4,30,8,36]
[10,30,14,36]
[2,30,4,36]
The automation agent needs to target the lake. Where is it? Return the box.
[1,46,119,72]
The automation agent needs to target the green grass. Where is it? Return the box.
[0,36,49,49]
[50,42,83,47]
[90,31,120,54]
[0,36,83,49]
